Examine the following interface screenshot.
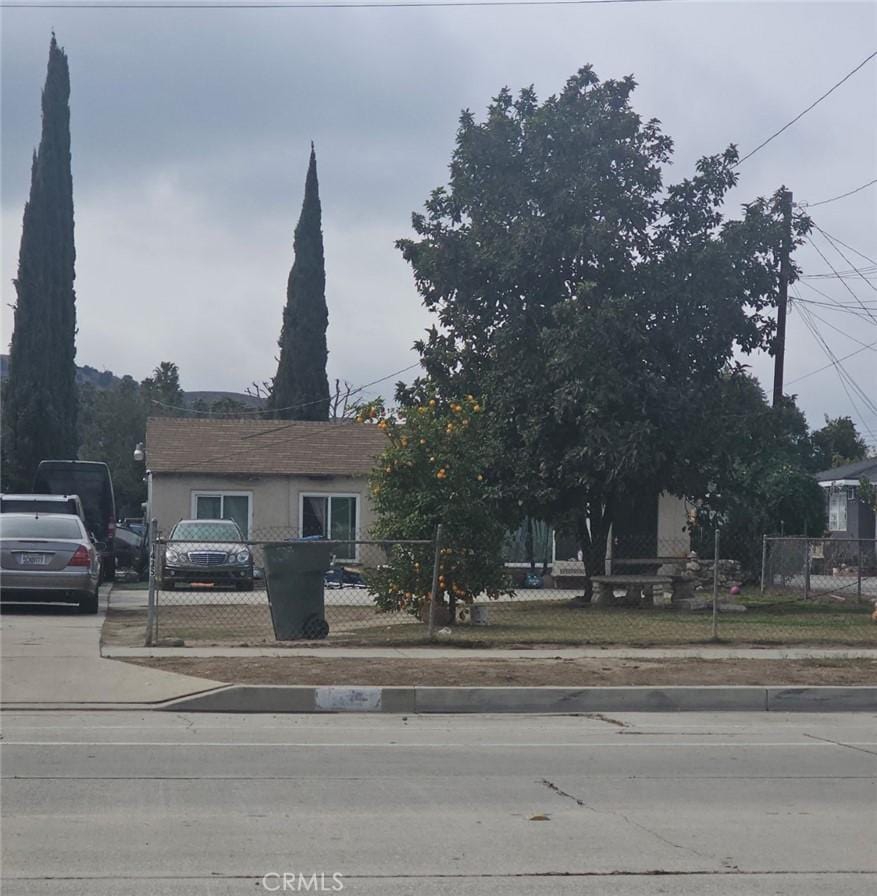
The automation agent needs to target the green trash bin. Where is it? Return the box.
[263,540,333,640]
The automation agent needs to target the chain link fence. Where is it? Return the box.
[141,523,877,647]
[762,536,877,602]
[145,524,433,645]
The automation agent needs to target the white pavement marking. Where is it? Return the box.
[4,740,877,748]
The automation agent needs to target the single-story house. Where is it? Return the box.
[145,416,691,567]
[144,417,388,561]
[815,457,877,541]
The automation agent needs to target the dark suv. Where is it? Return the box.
[160,519,253,591]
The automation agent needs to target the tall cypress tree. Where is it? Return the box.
[1,35,78,490]
[269,144,330,421]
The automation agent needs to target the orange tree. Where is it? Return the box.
[358,395,511,619]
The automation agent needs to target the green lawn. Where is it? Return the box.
[108,586,877,648]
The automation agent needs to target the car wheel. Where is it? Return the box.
[79,588,99,615]
[302,614,329,640]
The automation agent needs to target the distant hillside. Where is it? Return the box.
[0,355,264,409]
[186,391,265,409]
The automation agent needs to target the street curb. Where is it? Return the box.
[159,685,877,714]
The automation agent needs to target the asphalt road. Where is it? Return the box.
[1,712,875,895]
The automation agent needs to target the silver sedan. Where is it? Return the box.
[0,513,102,613]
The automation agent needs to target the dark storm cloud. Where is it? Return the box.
[2,1,875,443]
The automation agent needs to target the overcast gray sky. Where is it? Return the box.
[2,0,876,445]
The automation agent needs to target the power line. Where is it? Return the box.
[785,335,877,385]
[799,178,877,209]
[806,234,877,324]
[802,267,877,281]
[797,305,877,439]
[791,293,877,352]
[811,229,877,268]
[795,281,877,325]
[735,50,877,166]
[810,219,877,292]
[800,306,877,420]
[147,360,421,416]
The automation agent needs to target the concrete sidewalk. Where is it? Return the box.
[1,587,223,706]
[3,586,875,714]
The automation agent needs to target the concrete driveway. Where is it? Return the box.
[0,586,221,705]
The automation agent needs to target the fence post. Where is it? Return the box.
[857,539,863,601]
[760,535,768,596]
[145,518,158,647]
[427,524,443,640]
[803,538,810,600]
[711,527,720,641]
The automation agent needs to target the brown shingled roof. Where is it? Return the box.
[145,417,388,476]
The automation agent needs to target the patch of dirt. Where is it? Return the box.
[117,656,877,687]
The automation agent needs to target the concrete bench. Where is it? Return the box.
[591,574,674,606]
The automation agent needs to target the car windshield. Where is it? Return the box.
[0,515,83,540]
[171,521,242,541]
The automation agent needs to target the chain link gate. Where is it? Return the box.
[146,523,435,646]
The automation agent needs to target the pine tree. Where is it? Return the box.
[1,35,78,490]
[269,144,330,421]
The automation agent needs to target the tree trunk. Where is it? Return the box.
[573,501,612,604]
[525,518,535,572]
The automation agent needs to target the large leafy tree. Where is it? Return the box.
[2,35,78,490]
[810,416,868,472]
[78,376,147,518]
[269,145,330,421]
[398,67,810,600]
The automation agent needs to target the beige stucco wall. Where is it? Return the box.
[148,473,375,538]
[657,492,691,553]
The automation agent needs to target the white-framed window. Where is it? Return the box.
[828,490,848,532]
[191,491,253,538]
[299,493,359,562]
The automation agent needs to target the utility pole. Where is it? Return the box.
[772,188,793,407]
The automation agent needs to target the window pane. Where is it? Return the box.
[302,496,328,538]
[330,497,356,559]
[0,516,83,539]
[829,492,847,531]
[196,496,222,519]
[222,496,250,538]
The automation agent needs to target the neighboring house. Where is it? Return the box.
[815,457,877,542]
[144,418,388,562]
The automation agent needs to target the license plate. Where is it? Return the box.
[18,553,52,566]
